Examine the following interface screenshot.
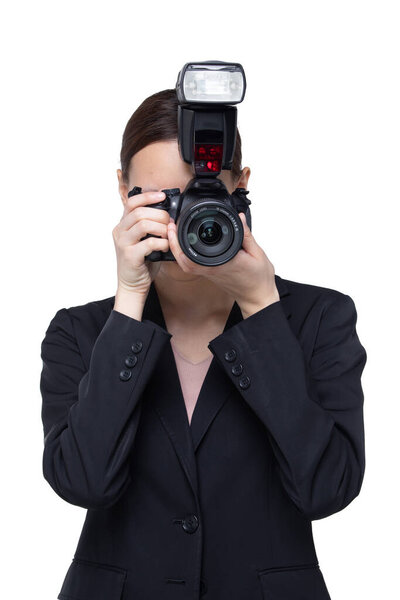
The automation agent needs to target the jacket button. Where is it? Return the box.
[224,348,236,362]
[231,363,243,376]
[182,514,199,534]
[125,354,138,368]
[131,340,143,353]
[239,375,251,389]
[119,369,132,381]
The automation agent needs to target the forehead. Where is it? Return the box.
[129,140,192,190]
[128,139,233,192]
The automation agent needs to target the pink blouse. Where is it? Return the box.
[170,338,213,425]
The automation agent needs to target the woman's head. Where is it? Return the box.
[117,88,250,200]
[116,88,251,283]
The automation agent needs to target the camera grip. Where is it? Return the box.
[127,186,176,262]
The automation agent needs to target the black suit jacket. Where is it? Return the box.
[40,274,367,600]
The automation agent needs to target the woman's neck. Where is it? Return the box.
[153,266,235,324]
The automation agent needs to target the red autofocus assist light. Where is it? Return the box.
[195,143,223,172]
[207,160,221,171]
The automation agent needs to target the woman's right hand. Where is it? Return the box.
[112,190,170,298]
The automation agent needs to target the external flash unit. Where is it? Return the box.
[128,60,251,267]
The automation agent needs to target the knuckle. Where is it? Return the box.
[135,206,145,220]
[125,197,134,211]
[137,218,145,232]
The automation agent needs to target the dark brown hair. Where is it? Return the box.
[120,88,243,185]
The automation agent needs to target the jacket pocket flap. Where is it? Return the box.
[258,563,331,599]
[58,557,127,600]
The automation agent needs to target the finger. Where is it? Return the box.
[239,212,260,257]
[167,221,193,270]
[119,204,170,232]
[121,219,169,246]
[122,191,166,220]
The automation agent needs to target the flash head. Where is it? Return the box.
[175,60,247,175]
[176,61,246,105]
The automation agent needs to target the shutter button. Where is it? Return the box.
[182,514,199,533]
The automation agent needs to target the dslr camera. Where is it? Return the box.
[128,60,251,267]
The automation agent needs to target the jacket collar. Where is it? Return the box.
[137,274,292,499]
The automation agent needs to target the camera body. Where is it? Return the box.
[128,176,251,267]
[128,60,251,267]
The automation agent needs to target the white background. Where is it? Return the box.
[1,1,398,598]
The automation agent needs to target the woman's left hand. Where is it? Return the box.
[167,212,280,318]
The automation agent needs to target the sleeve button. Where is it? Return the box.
[231,363,243,376]
[239,375,251,389]
[224,348,236,362]
[131,340,143,353]
[125,355,138,368]
[119,369,132,381]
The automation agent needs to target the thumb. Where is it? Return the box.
[239,212,259,256]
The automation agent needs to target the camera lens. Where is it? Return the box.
[198,219,223,245]
[186,208,230,251]
[178,201,244,266]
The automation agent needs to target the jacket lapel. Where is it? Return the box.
[189,274,291,452]
[142,281,200,498]
[189,300,243,453]
[140,274,291,498]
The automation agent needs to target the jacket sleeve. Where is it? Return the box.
[40,307,172,510]
[208,293,367,521]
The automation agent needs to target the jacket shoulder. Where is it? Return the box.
[59,295,116,369]
[277,274,352,306]
[65,295,115,324]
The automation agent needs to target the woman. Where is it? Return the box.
[40,89,367,599]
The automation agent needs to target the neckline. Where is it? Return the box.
[170,338,213,366]
[146,280,244,337]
